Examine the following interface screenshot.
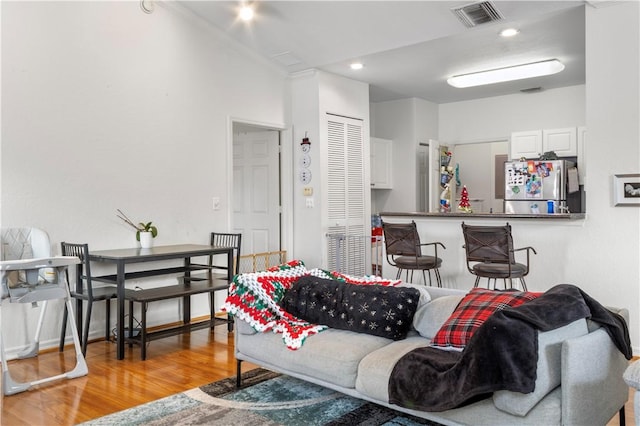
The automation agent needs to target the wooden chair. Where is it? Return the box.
[381,220,445,286]
[209,232,242,276]
[208,232,241,331]
[59,242,118,356]
[461,222,537,291]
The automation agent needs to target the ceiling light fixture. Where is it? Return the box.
[499,28,519,37]
[350,62,364,70]
[239,4,254,22]
[140,0,154,14]
[447,59,565,88]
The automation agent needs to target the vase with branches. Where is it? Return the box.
[116,209,158,245]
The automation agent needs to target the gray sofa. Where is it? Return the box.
[234,285,629,426]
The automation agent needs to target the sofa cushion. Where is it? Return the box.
[430,288,540,350]
[280,275,421,340]
[397,282,432,307]
[493,318,588,416]
[623,359,640,389]
[412,295,464,340]
[355,336,429,402]
[236,327,391,388]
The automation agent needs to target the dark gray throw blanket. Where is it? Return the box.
[388,284,632,412]
[279,275,421,340]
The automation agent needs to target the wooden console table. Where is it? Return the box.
[88,244,234,360]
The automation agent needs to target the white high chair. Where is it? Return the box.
[0,228,88,395]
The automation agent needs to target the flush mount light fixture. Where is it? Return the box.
[447,59,565,88]
[499,28,519,37]
[350,62,364,70]
[239,4,254,21]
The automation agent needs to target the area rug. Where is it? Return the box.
[81,368,440,425]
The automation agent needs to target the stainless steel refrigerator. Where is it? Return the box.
[504,160,578,214]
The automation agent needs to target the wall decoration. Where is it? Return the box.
[299,133,312,184]
[613,174,640,206]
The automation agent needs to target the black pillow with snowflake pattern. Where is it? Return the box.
[279,275,420,340]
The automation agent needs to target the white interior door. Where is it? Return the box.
[233,127,280,254]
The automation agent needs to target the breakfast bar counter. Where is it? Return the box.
[378,211,587,292]
[379,211,586,220]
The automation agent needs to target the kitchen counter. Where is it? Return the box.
[379,212,586,220]
[377,211,587,291]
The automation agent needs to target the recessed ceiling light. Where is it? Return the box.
[239,4,254,22]
[350,62,364,70]
[447,59,565,88]
[500,28,519,37]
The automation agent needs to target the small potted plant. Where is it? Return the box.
[116,209,158,248]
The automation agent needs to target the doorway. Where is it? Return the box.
[231,122,282,255]
[449,140,508,213]
[417,143,430,212]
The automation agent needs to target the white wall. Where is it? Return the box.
[370,98,438,213]
[1,1,288,352]
[290,71,322,268]
[291,70,370,269]
[453,141,508,213]
[582,1,640,352]
[439,85,585,143]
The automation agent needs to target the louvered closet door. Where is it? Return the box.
[326,114,367,276]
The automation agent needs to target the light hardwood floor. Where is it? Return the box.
[0,327,635,425]
[0,326,255,425]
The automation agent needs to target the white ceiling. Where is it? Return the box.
[178,1,587,104]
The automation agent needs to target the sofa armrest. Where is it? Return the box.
[561,328,628,426]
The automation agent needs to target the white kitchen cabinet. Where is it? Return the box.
[543,127,577,157]
[370,137,392,189]
[510,130,542,160]
[510,127,578,159]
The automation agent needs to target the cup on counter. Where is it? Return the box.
[547,200,555,214]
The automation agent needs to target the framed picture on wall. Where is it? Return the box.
[613,174,640,206]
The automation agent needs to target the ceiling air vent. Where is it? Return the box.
[451,1,504,28]
[270,51,302,67]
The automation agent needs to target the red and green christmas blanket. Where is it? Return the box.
[222,259,400,349]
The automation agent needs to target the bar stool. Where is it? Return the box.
[381,220,445,286]
[461,222,537,291]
